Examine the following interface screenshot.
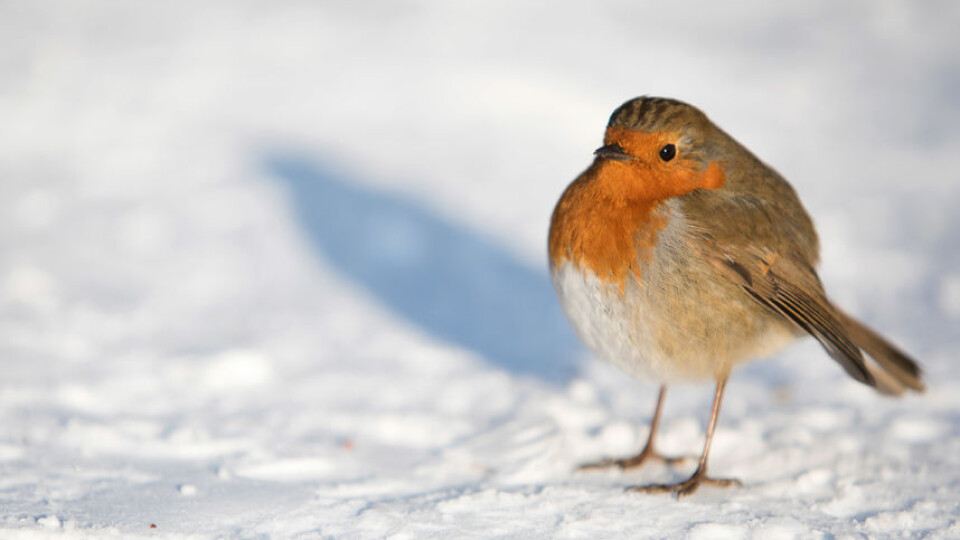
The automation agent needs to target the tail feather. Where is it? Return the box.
[835,309,924,395]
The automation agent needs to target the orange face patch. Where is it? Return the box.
[548,127,726,290]
[602,127,726,200]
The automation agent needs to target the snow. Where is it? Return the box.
[1,0,959,537]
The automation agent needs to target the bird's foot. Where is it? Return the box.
[625,469,742,498]
[578,448,689,472]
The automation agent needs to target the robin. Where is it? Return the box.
[548,96,924,497]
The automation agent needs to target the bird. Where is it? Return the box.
[548,96,924,497]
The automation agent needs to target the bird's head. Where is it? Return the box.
[591,96,727,202]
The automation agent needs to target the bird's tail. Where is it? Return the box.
[835,309,924,395]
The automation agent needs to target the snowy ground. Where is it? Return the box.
[2,1,960,538]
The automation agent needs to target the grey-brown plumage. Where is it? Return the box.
[550,96,923,496]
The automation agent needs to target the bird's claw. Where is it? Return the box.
[578,449,690,472]
[626,472,742,498]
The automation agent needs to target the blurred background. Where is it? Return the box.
[1,1,959,536]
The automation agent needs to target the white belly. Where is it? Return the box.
[551,262,681,382]
[551,261,796,383]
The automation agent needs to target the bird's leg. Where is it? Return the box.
[579,386,688,471]
[626,379,742,497]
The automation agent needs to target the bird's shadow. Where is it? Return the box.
[265,154,582,384]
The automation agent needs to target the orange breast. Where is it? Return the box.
[548,160,669,291]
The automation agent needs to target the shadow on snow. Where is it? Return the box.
[266,154,581,384]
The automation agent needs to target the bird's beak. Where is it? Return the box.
[594,143,632,161]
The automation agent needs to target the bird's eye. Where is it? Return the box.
[659,144,677,162]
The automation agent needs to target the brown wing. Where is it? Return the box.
[700,243,923,395]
